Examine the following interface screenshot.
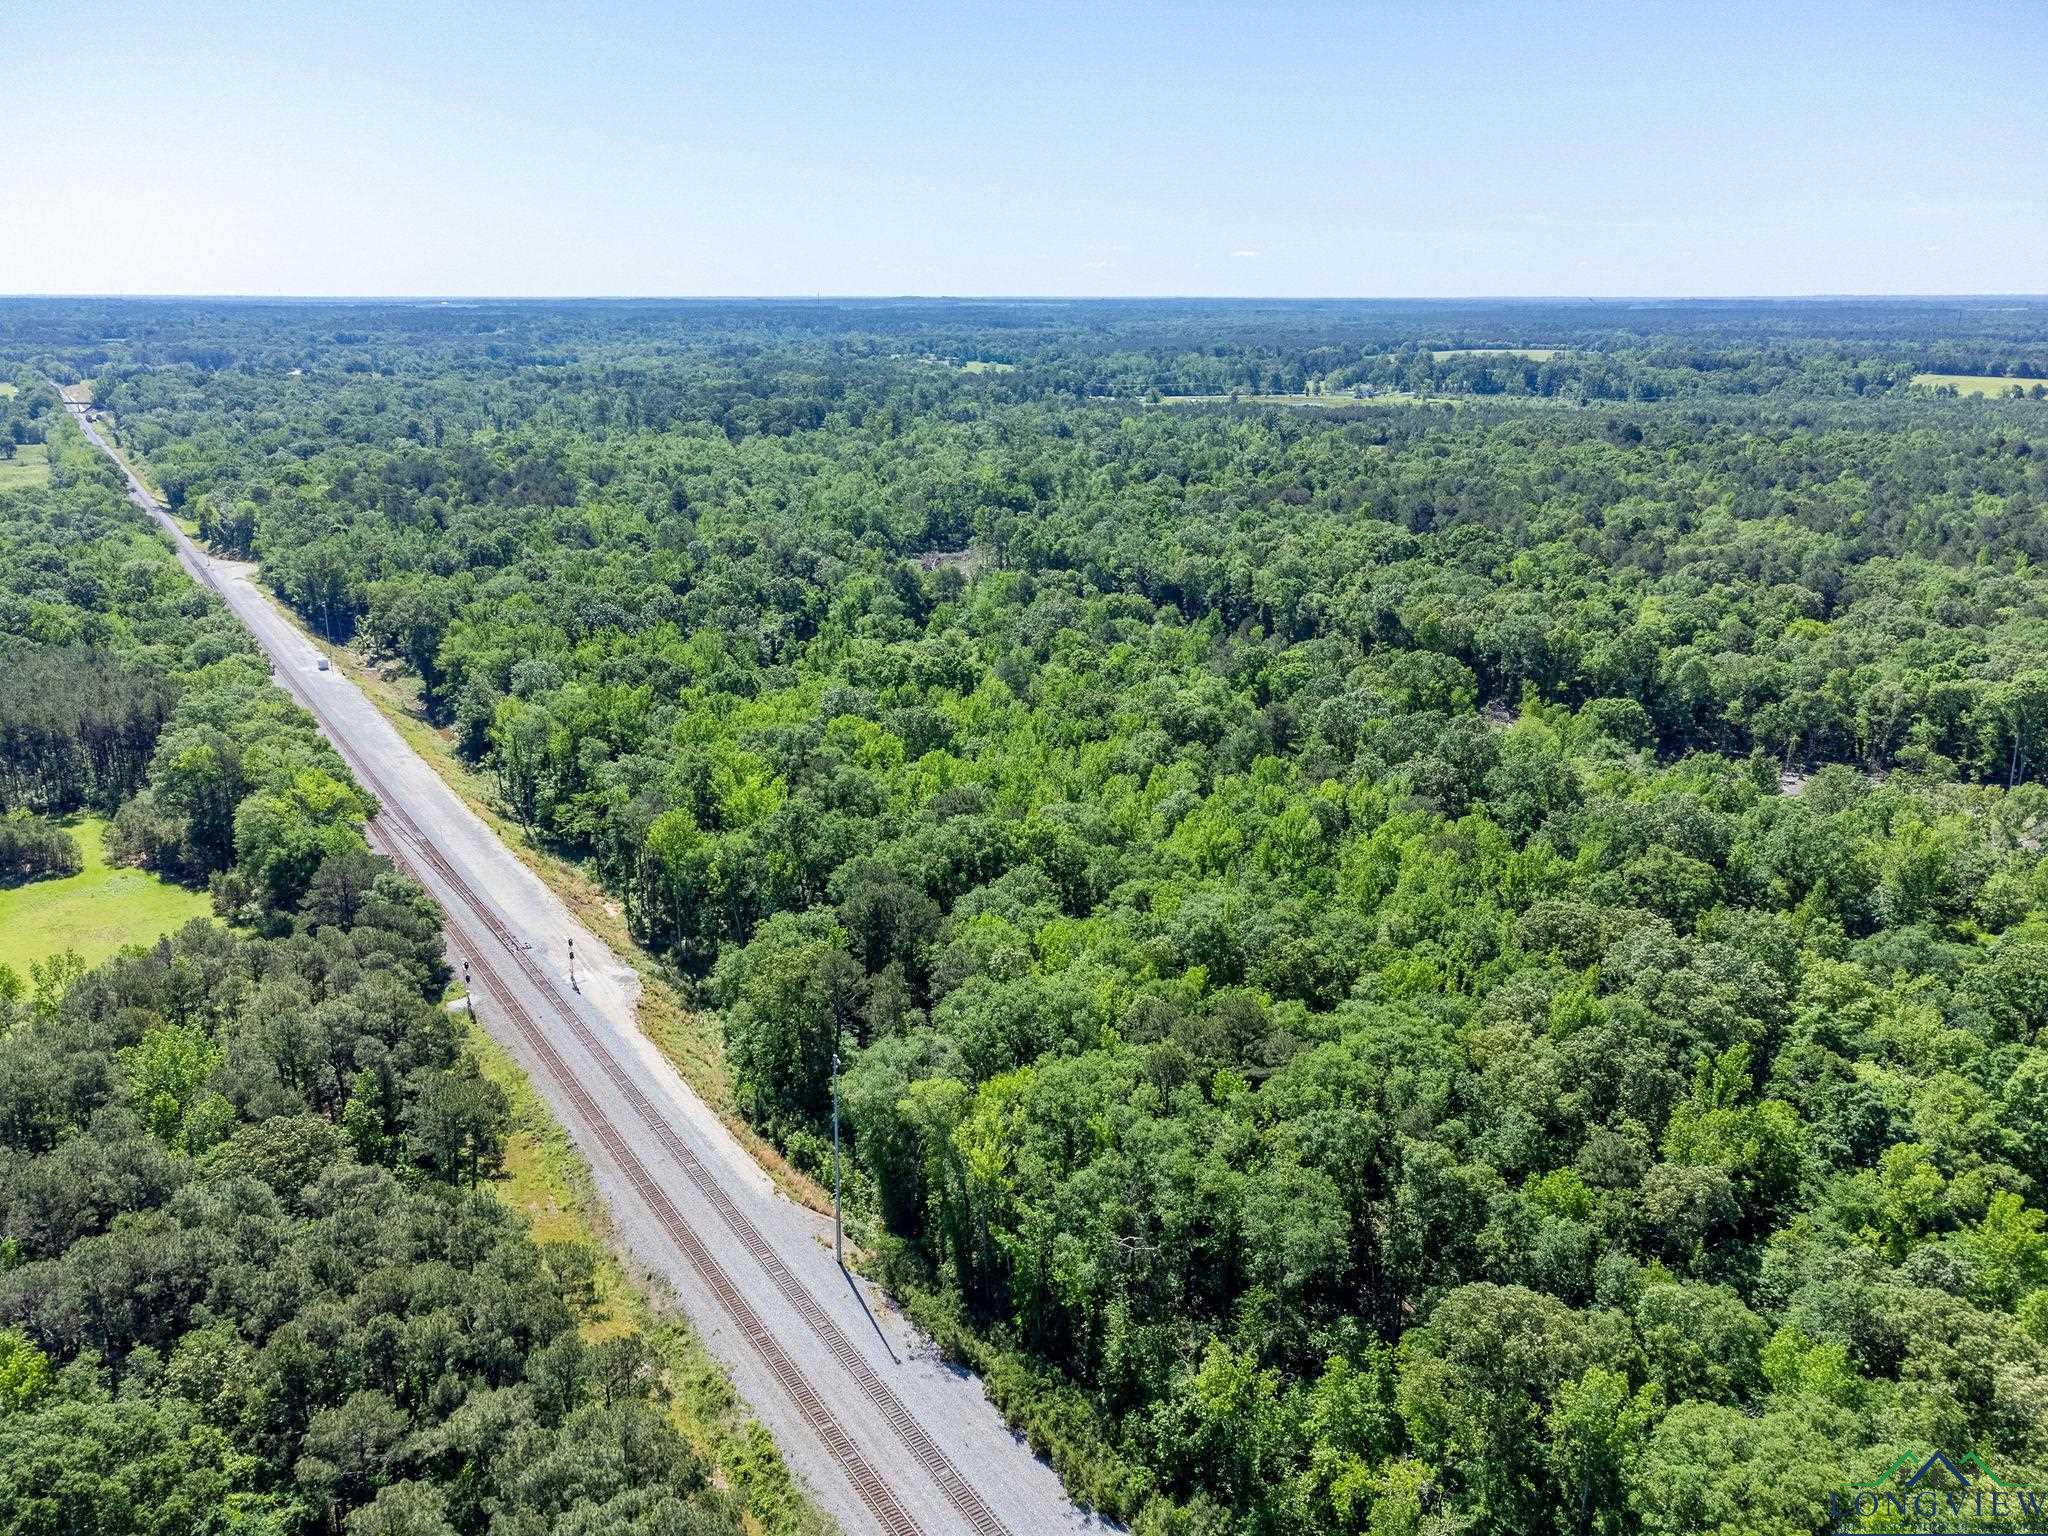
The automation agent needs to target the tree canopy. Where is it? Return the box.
[7,295,2048,1535]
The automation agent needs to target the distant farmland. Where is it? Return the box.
[1913,372,2048,397]
[1433,347,1564,360]
[1155,390,1430,408]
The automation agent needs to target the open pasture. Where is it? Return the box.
[0,443,51,490]
[0,816,210,976]
[1913,372,2048,397]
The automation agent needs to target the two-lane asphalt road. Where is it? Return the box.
[61,391,1107,1536]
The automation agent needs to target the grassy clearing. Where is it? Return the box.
[1913,373,2048,398]
[919,356,1013,373]
[465,1012,834,1536]
[0,816,211,976]
[0,443,50,490]
[0,381,17,397]
[1434,346,1562,360]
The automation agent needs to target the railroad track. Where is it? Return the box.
[368,806,924,1536]
[362,745,1011,1536]
[71,396,1013,1536]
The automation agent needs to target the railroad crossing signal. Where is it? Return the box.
[832,1050,844,1267]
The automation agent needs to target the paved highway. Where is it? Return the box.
[61,391,1109,1536]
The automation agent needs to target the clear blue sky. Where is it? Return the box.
[3,0,2042,297]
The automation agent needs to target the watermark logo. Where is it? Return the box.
[1831,1451,2046,1535]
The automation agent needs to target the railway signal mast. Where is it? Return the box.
[832,1050,844,1267]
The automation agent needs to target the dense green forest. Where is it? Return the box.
[8,296,2048,1535]
[0,412,753,1535]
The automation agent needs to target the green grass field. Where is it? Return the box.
[1433,347,1562,360]
[1912,373,2048,398]
[0,443,50,490]
[0,817,211,976]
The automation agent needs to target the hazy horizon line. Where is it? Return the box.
[7,291,2048,306]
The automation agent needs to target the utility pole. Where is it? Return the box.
[832,1049,843,1267]
[461,959,472,1012]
